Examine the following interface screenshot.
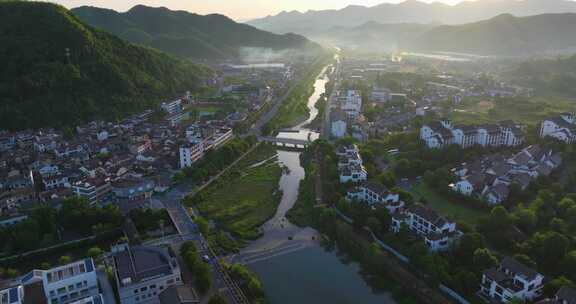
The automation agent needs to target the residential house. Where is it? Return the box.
[537,286,576,304]
[480,257,544,303]
[346,182,404,213]
[391,204,461,251]
[540,113,576,143]
[330,110,347,139]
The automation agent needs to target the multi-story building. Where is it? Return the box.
[111,243,182,304]
[371,87,391,103]
[112,179,155,201]
[72,178,112,205]
[391,204,460,251]
[337,145,367,184]
[480,257,544,303]
[540,113,576,143]
[420,119,524,149]
[179,142,204,169]
[0,286,24,304]
[20,258,100,304]
[160,99,183,115]
[346,182,404,213]
[330,111,347,139]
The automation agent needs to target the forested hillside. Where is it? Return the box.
[0,1,210,130]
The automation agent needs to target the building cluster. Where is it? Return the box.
[420,119,525,149]
[451,145,562,204]
[540,113,576,144]
[0,93,235,225]
[331,90,365,140]
[336,145,367,184]
[0,242,194,304]
[390,204,462,252]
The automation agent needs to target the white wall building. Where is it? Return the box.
[420,120,524,149]
[540,113,576,143]
[346,182,404,213]
[20,258,99,304]
[480,257,544,303]
[391,205,460,251]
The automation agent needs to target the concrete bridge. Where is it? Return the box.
[258,136,314,149]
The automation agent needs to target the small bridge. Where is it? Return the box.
[258,136,314,149]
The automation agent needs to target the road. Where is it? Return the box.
[154,144,263,304]
[97,266,117,304]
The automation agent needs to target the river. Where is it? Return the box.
[243,62,397,304]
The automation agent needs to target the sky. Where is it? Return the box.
[49,0,469,21]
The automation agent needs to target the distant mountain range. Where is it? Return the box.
[0,2,210,130]
[72,5,322,60]
[309,13,576,56]
[248,0,576,35]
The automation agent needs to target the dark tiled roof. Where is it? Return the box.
[556,286,576,304]
[501,257,540,281]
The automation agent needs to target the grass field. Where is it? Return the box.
[451,96,576,126]
[196,144,282,240]
[409,183,488,226]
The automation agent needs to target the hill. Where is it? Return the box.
[248,0,576,35]
[0,1,210,130]
[72,5,322,60]
[505,55,576,96]
[410,13,576,56]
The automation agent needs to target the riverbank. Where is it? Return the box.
[262,55,333,135]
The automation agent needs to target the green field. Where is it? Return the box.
[195,144,282,240]
[409,183,487,226]
[451,96,576,126]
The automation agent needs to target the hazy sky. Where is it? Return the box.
[50,0,469,21]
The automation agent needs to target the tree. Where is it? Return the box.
[543,276,576,298]
[455,232,485,264]
[87,247,104,261]
[473,248,498,271]
[59,256,72,265]
[208,294,227,304]
[561,251,576,281]
[366,217,382,234]
[512,254,536,269]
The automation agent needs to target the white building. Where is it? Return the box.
[337,145,367,184]
[480,257,544,303]
[340,90,363,121]
[179,142,204,169]
[540,113,576,143]
[160,99,182,115]
[20,258,100,304]
[331,111,347,139]
[0,286,24,304]
[371,87,391,103]
[391,205,460,251]
[346,182,404,213]
[111,243,182,304]
[420,119,524,149]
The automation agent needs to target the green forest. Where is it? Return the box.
[0,1,210,130]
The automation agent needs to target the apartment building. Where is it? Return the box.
[111,243,182,304]
[540,113,576,143]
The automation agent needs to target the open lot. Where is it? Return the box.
[409,183,488,227]
[195,144,282,240]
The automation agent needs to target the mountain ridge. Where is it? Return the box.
[72,5,323,60]
[248,0,576,35]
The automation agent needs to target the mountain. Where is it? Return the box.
[410,13,576,56]
[72,5,322,60]
[310,21,436,52]
[248,0,576,35]
[0,1,210,130]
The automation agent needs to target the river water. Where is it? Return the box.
[245,63,397,304]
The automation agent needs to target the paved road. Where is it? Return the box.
[97,266,117,304]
